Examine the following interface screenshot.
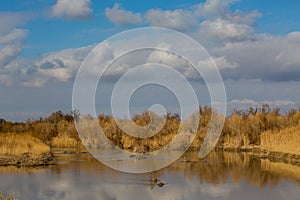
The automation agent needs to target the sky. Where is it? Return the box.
[1,0,300,121]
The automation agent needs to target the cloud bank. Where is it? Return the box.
[1,0,300,88]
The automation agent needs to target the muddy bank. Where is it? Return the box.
[0,153,54,167]
[259,151,300,166]
[0,149,89,167]
[219,146,300,166]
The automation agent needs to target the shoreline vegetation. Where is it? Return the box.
[0,104,300,166]
[0,133,52,166]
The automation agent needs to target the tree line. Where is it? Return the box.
[0,105,300,152]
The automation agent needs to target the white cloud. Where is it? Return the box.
[52,0,92,20]
[145,9,198,32]
[194,0,239,18]
[230,98,259,106]
[104,0,260,42]
[196,55,239,71]
[0,45,93,87]
[0,58,35,86]
[275,32,300,67]
[103,0,261,44]
[146,48,188,69]
[0,12,28,73]
[0,28,27,44]
[199,18,253,41]
[214,32,300,81]
[34,45,93,83]
[225,10,261,25]
[0,29,27,67]
[193,0,260,44]
[211,56,239,69]
[261,100,295,107]
[227,98,295,112]
[0,12,29,34]
[39,68,72,82]
[194,0,261,23]
[0,45,21,67]
[105,4,142,26]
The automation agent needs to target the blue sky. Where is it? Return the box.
[1,0,300,121]
[2,0,300,56]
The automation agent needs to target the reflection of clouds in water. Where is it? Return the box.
[0,169,235,200]
[1,152,300,200]
[278,182,300,200]
[200,183,238,198]
[0,172,291,200]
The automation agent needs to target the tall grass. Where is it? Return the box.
[52,134,82,148]
[1,107,300,155]
[0,133,50,156]
[261,126,300,155]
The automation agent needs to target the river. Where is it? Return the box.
[0,150,300,200]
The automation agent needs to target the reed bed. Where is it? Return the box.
[261,126,300,155]
[0,133,50,156]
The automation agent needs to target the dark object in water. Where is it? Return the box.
[157,181,167,187]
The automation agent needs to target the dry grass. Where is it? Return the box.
[52,134,82,148]
[261,126,300,155]
[0,133,50,156]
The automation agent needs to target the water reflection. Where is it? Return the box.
[0,150,300,200]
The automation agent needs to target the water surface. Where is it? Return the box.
[1,150,300,200]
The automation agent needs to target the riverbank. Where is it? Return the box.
[219,146,300,166]
[2,136,300,167]
[218,125,300,165]
[1,146,300,168]
[0,120,299,167]
[0,153,53,167]
[0,133,53,166]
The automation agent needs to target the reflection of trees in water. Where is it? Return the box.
[42,151,300,188]
[159,150,296,188]
[261,159,300,186]
[2,150,300,188]
[0,165,46,175]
